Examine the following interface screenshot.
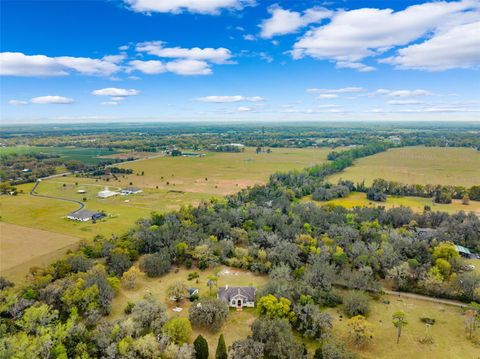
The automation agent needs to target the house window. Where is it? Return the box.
[231,300,235,305]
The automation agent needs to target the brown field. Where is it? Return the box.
[0,222,80,282]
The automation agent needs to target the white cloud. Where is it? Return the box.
[335,61,376,72]
[101,101,119,106]
[0,52,120,77]
[260,5,331,38]
[30,96,74,104]
[197,95,264,103]
[128,60,166,74]
[387,100,424,105]
[307,87,365,94]
[92,88,140,97]
[123,0,254,14]
[382,21,480,70]
[384,89,432,97]
[9,100,28,105]
[166,59,212,75]
[136,41,232,64]
[317,94,338,99]
[119,45,130,51]
[292,1,480,71]
[243,34,256,41]
[237,106,252,112]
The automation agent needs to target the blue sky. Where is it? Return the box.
[1,0,479,123]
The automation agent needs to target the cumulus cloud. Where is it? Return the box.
[307,87,365,94]
[123,0,254,14]
[128,60,166,74]
[136,41,232,64]
[387,100,424,105]
[382,89,432,97]
[165,59,212,75]
[237,106,253,112]
[291,0,480,71]
[9,100,28,105]
[92,88,140,97]
[30,96,74,104]
[260,5,331,38]
[0,52,120,77]
[382,21,480,70]
[197,95,264,103]
[317,94,338,99]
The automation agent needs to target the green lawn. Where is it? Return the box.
[325,294,479,359]
[329,146,480,187]
[0,146,121,165]
[305,191,480,215]
[110,265,268,353]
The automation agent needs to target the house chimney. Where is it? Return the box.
[225,285,228,290]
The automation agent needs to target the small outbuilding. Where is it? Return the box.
[218,286,256,309]
[120,187,142,195]
[455,244,473,258]
[97,186,118,198]
[67,209,105,222]
[188,288,199,298]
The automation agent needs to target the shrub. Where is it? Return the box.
[162,317,192,345]
[124,301,135,314]
[343,291,370,317]
[140,250,171,277]
[189,298,229,331]
[420,317,436,325]
[193,335,209,359]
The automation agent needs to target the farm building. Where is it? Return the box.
[77,189,87,194]
[218,286,256,309]
[120,187,142,195]
[455,244,473,258]
[97,186,118,198]
[67,209,105,222]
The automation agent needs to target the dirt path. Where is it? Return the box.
[384,290,470,308]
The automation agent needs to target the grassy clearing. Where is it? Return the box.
[111,147,331,195]
[304,191,480,215]
[325,294,479,359]
[0,146,120,165]
[329,146,480,187]
[0,222,80,282]
[110,265,267,352]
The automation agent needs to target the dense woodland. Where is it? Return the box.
[1,141,479,358]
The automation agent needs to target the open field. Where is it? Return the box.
[0,222,80,282]
[326,293,479,359]
[305,191,480,215]
[110,265,268,352]
[0,147,331,281]
[329,146,480,187]
[0,145,120,165]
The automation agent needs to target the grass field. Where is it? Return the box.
[326,294,479,359]
[0,222,80,282]
[0,147,331,281]
[0,145,120,165]
[329,146,480,187]
[305,192,480,215]
[110,265,268,352]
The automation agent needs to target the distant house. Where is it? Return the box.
[188,288,199,298]
[22,168,31,173]
[455,244,473,258]
[77,189,87,194]
[120,187,142,195]
[67,209,105,222]
[218,286,256,309]
[97,186,118,198]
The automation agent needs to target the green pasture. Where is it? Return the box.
[329,146,480,187]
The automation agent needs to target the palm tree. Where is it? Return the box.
[392,311,408,344]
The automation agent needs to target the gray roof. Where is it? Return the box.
[218,286,255,302]
[455,244,472,255]
[122,187,141,192]
[68,209,102,220]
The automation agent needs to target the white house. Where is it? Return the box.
[217,286,256,309]
[97,186,118,198]
[67,209,105,222]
